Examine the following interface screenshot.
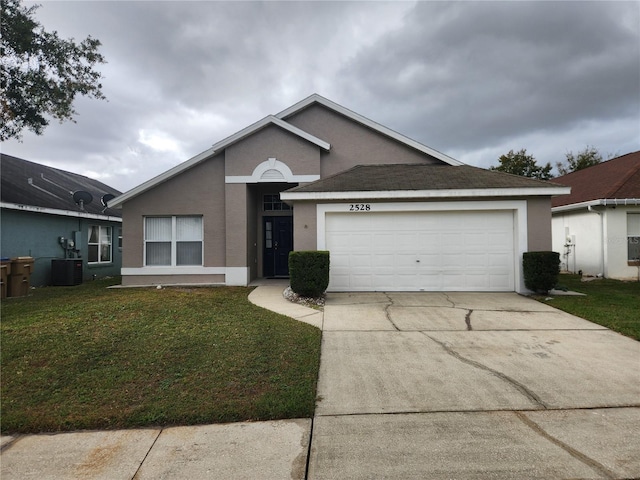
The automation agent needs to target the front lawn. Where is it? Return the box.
[540,274,640,341]
[1,278,321,434]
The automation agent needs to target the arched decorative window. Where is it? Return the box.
[225,157,319,184]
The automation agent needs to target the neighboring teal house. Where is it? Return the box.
[1,154,122,287]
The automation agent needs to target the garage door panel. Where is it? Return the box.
[464,232,487,246]
[465,253,488,267]
[349,254,373,268]
[490,274,512,289]
[329,233,352,251]
[375,254,395,267]
[489,253,511,267]
[440,254,466,268]
[441,232,465,247]
[418,254,441,265]
[326,211,515,292]
[373,234,395,251]
[488,231,512,246]
[395,254,420,267]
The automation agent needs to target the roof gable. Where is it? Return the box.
[1,154,122,217]
[281,164,569,201]
[109,115,330,208]
[551,151,640,208]
[276,94,463,166]
[110,94,464,208]
[213,115,330,152]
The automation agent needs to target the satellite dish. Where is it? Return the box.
[72,191,93,210]
[101,193,116,207]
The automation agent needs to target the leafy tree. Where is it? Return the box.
[556,146,603,176]
[490,149,552,180]
[1,0,106,141]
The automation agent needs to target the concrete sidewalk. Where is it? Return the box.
[2,286,640,479]
[1,420,311,480]
[247,279,323,329]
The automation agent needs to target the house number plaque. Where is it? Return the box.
[349,204,371,211]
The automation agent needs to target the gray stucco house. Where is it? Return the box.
[109,95,568,293]
[1,154,122,286]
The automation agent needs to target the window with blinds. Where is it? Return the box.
[144,216,203,266]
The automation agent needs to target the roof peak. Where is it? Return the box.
[276,95,463,166]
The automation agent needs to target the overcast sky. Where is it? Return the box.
[4,1,639,193]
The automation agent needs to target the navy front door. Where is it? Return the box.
[264,216,293,277]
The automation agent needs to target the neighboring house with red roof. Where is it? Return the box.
[551,151,640,280]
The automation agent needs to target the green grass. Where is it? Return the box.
[540,274,640,340]
[1,278,321,434]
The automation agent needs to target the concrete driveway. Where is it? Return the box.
[310,292,640,479]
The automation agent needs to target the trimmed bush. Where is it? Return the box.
[523,251,560,294]
[289,251,330,297]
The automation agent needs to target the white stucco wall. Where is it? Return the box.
[552,210,603,275]
[552,206,640,280]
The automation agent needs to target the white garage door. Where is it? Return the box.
[326,210,515,291]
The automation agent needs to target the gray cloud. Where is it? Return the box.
[338,1,639,164]
[4,1,638,190]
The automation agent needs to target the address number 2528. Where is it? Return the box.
[349,204,371,211]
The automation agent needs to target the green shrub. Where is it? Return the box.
[289,251,330,297]
[523,251,560,294]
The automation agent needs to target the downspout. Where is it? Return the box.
[587,205,605,277]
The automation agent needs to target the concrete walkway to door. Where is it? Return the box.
[310,291,640,479]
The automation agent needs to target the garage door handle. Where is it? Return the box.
[416,260,420,263]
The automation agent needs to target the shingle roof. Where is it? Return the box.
[285,164,566,194]
[1,154,122,217]
[551,151,640,208]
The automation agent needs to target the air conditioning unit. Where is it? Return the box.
[51,259,83,286]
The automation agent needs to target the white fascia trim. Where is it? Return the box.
[226,174,320,184]
[108,147,215,208]
[276,94,464,166]
[281,187,570,201]
[552,198,640,213]
[212,115,330,152]
[316,200,529,294]
[1,202,122,222]
[266,116,330,150]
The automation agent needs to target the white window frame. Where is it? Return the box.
[88,225,112,264]
[144,216,203,267]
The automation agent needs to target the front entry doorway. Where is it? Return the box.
[263,216,293,277]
